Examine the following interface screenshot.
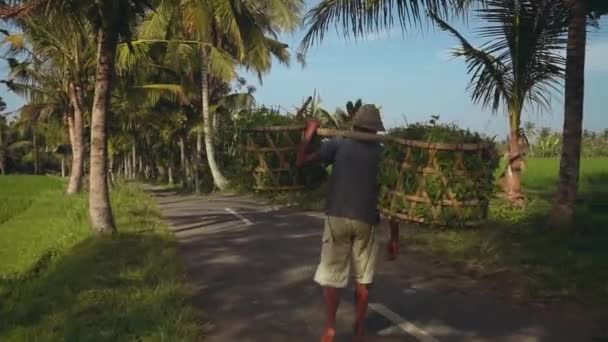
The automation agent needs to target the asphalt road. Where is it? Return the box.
[150,188,595,342]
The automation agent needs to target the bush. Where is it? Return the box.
[378,122,499,227]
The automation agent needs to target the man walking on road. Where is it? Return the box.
[296,104,400,342]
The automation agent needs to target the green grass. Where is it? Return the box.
[0,176,203,341]
[522,157,608,194]
[404,157,608,310]
[0,176,65,225]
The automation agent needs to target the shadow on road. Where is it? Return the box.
[150,188,597,341]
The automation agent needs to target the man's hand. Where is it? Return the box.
[304,119,320,141]
[388,239,399,261]
[296,120,322,168]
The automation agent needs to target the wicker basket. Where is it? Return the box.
[242,125,308,191]
[378,138,494,227]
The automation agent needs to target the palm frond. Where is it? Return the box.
[181,0,214,41]
[116,40,154,74]
[299,0,459,55]
[134,84,191,106]
[430,11,510,111]
[207,44,236,81]
[216,91,256,114]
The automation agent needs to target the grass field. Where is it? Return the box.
[404,157,608,310]
[0,176,203,341]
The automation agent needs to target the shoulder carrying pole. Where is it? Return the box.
[316,128,390,143]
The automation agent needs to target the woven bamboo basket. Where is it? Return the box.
[242,125,309,191]
[378,138,494,227]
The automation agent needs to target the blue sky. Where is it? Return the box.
[1,10,607,139]
[247,16,608,139]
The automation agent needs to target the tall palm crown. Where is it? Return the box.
[430,0,568,119]
[1,11,95,116]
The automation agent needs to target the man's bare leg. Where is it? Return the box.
[322,287,340,342]
[354,283,369,338]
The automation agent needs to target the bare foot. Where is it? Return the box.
[321,328,336,342]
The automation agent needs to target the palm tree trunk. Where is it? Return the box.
[67,83,85,194]
[32,126,38,175]
[201,49,228,190]
[124,157,129,180]
[61,155,66,177]
[89,16,118,235]
[507,113,524,203]
[193,132,202,194]
[109,155,115,184]
[179,136,186,172]
[553,0,587,225]
[131,143,137,179]
[168,165,174,185]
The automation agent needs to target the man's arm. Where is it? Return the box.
[296,120,340,168]
[296,120,322,168]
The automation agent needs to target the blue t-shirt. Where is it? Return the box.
[319,137,383,225]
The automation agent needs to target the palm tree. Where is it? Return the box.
[1,55,71,175]
[297,90,352,129]
[0,0,151,234]
[75,0,154,234]
[552,0,607,224]
[429,0,568,202]
[181,0,303,191]
[334,98,362,128]
[2,13,97,193]
[122,0,304,191]
[523,121,536,142]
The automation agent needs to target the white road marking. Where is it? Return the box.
[261,205,281,213]
[377,325,404,336]
[305,212,325,219]
[369,303,440,342]
[225,208,253,226]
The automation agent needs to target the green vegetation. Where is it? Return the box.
[0,176,64,225]
[0,176,203,341]
[526,126,608,158]
[403,157,608,305]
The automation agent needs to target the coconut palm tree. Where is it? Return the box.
[429,0,569,202]
[120,0,304,191]
[334,98,362,129]
[179,0,303,190]
[84,0,154,234]
[1,0,154,234]
[2,14,97,193]
[553,0,608,224]
[1,55,71,174]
